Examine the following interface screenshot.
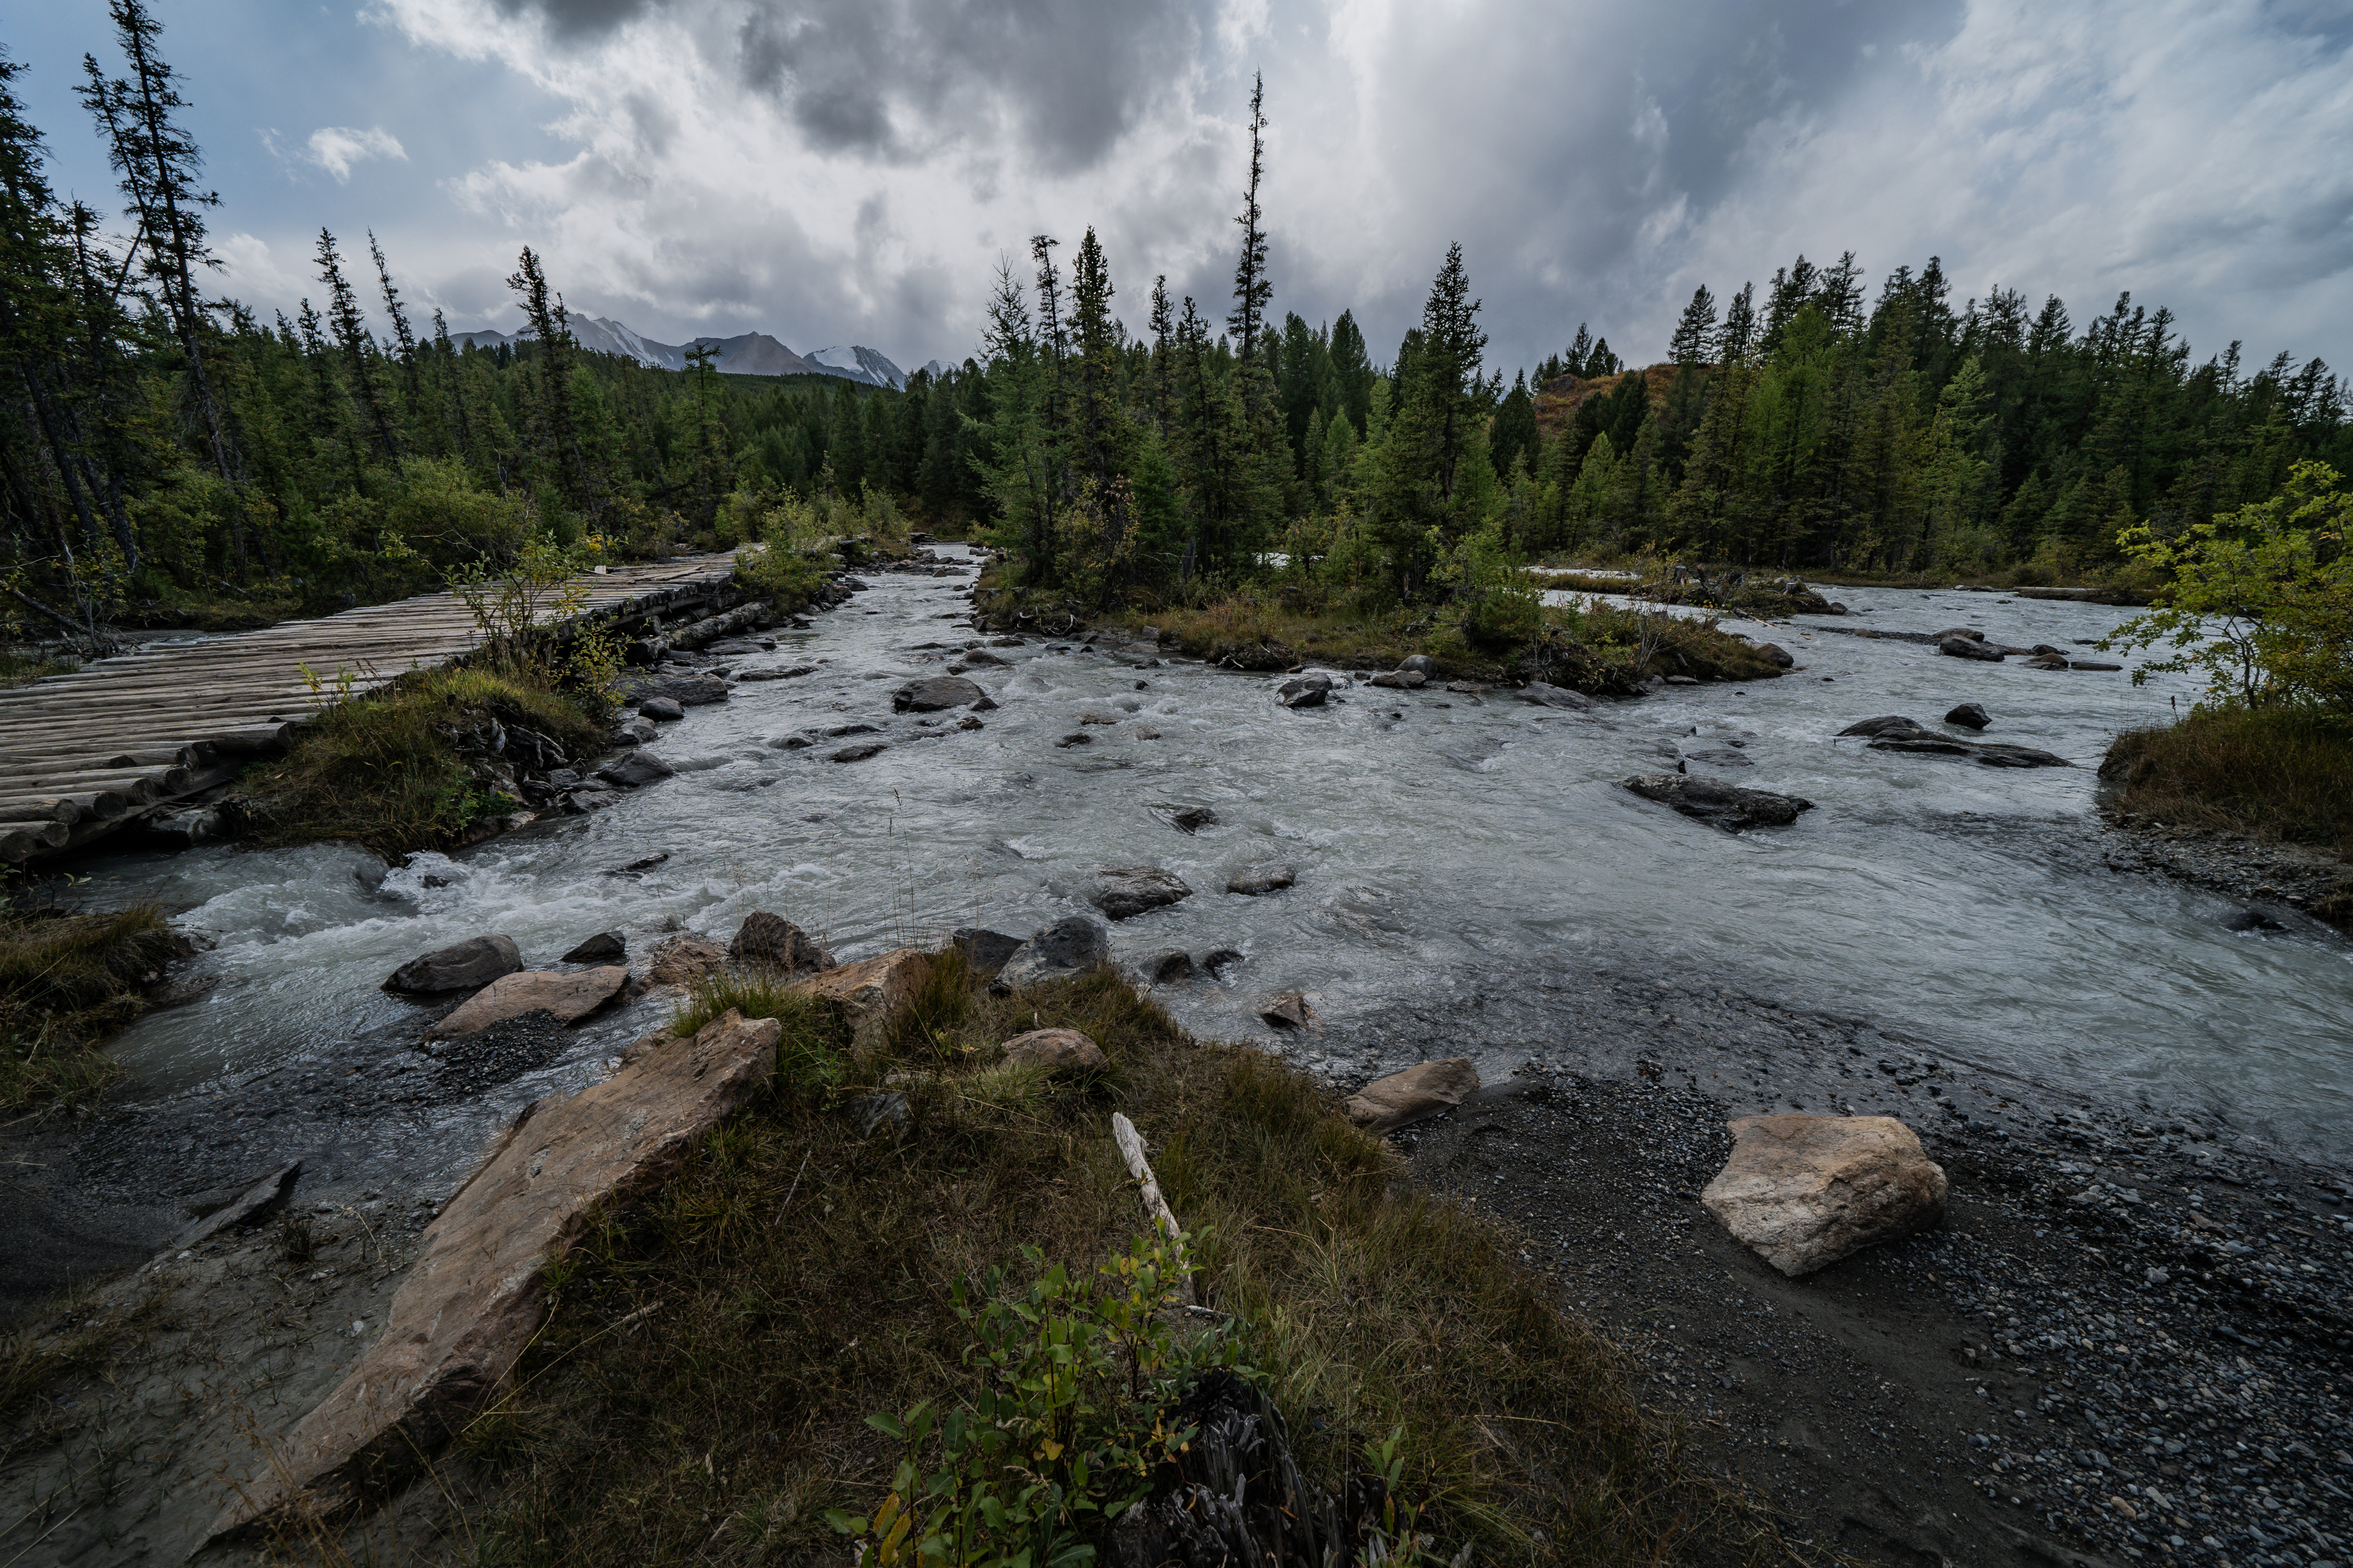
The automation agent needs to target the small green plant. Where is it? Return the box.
[828,1233,1238,1567]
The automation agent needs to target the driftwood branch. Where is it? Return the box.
[1111,1112,1196,1307]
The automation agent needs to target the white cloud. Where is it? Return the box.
[303,125,408,182]
[214,232,305,303]
[322,0,2352,372]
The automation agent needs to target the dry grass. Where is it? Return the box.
[0,906,176,1114]
[450,957,1789,1567]
[2103,708,2353,856]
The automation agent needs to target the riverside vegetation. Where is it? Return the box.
[415,952,1785,1568]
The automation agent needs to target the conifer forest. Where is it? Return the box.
[7,15,2352,648]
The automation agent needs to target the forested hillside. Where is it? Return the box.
[7,11,2350,656]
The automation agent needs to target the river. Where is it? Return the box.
[57,549,2353,1187]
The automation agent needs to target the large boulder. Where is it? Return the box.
[1754,643,1795,668]
[1938,634,2005,663]
[1089,866,1193,921]
[996,915,1111,989]
[1000,1028,1108,1075]
[789,948,927,1048]
[1700,1114,1948,1277]
[647,934,727,987]
[206,1011,784,1541]
[383,935,522,996]
[596,749,676,789]
[729,911,836,973]
[1515,682,1595,711]
[1397,654,1438,678]
[637,697,686,722]
[424,966,629,1039]
[634,673,729,706]
[1341,1059,1480,1132]
[893,675,987,712]
[1620,774,1814,831]
[1368,669,1427,690]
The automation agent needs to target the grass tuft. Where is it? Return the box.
[2102,707,2353,855]
[238,665,601,858]
[0,906,175,1114]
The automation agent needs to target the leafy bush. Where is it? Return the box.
[828,1233,1242,1568]
[2107,460,2353,711]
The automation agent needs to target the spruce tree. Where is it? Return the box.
[1367,243,1494,597]
[1227,73,1271,364]
[1489,370,1537,482]
[1566,323,1593,376]
[1719,283,1757,363]
[1670,285,1719,367]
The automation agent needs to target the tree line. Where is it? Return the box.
[7,13,2348,651]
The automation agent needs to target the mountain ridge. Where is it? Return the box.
[448,315,912,388]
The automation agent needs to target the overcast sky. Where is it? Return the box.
[11,0,2352,378]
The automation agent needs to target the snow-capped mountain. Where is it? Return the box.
[804,344,907,390]
[922,358,953,379]
[448,315,916,386]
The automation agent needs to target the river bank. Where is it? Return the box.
[3,949,2347,1566]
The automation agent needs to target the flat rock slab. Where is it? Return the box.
[1000,1027,1107,1075]
[893,675,986,712]
[1515,682,1596,710]
[151,1161,299,1263]
[1863,727,2071,768]
[383,935,521,995]
[1701,1114,1948,1277]
[425,967,629,1039]
[1342,1058,1478,1132]
[1620,774,1814,831]
[207,1010,783,1542]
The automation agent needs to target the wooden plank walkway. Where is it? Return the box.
[0,555,744,862]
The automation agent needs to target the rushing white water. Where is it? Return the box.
[63,552,2353,1165]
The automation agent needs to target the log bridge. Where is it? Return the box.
[0,555,749,865]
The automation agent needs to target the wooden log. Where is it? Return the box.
[0,795,81,825]
[1109,1112,1196,1307]
[0,821,71,858]
[0,790,132,822]
[13,768,186,799]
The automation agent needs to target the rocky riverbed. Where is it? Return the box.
[6,552,2352,1565]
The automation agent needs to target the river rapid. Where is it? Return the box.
[58,549,2353,1193]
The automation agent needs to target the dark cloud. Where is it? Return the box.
[491,0,654,40]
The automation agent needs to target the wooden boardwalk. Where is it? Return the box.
[0,556,744,862]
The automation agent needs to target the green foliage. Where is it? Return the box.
[2103,706,2353,863]
[2106,460,2353,710]
[827,1233,1238,1568]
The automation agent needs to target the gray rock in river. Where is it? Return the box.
[948,927,1025,979]
[383,934,523,995]
[1089,866,1193,921]
[1398,654,1438,678]
[893,675,988,712]
[1140,949,1195,983]
[1868,731,2070,768]
[596,749,676,788]
[995,915,1112,989]
[1754,643,1795,668]
[1945,702,1992,730]
[612,716,658,745]
[1682,748,1753,769]
[1227,863,1295,895]
[830,742,889,762]
[635,673,730,706]
[1620,774,1815,831]
[1368,669,1427,689]
[638,697,686,723]
[1837,714,1928,738]
[1152,803,1217,833]
[561,931,627,964]
[1938,633,2005,663]
[1277,672,1332,708]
